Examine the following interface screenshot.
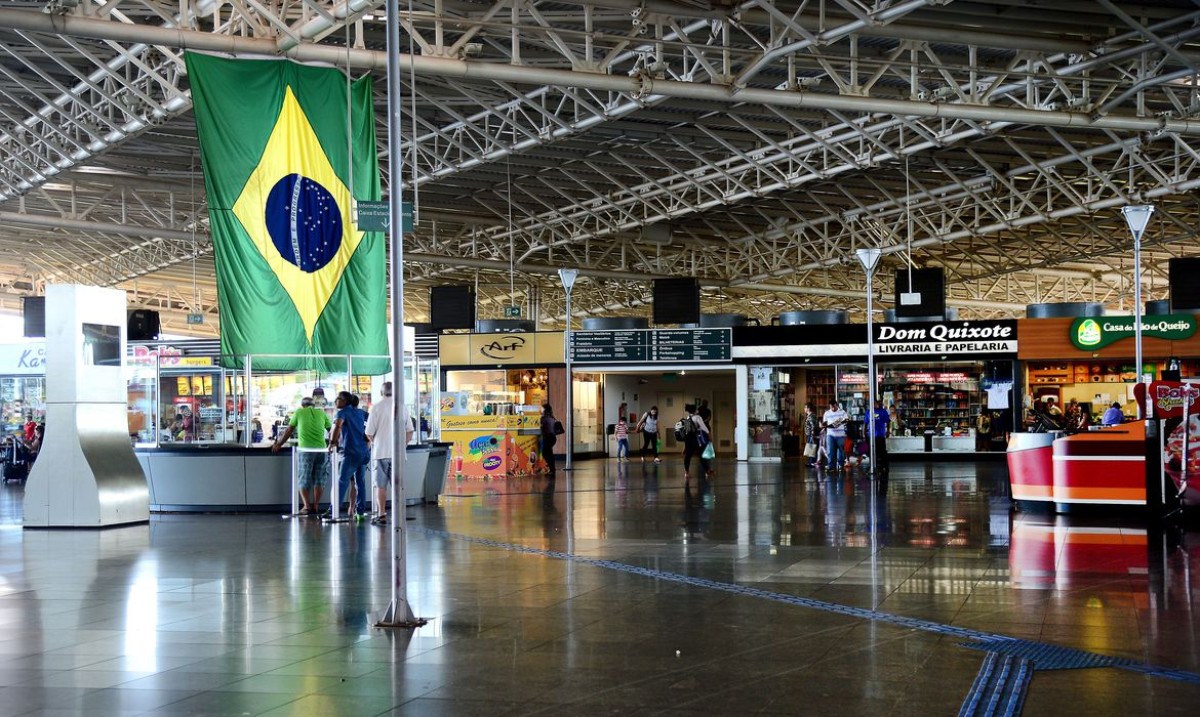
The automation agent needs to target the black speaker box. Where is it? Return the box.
[127,310,160,341]
[1169,258,1200,311]
[653,277,700,325]
[893,267,946,319]
[430,285,476,330]
[22,296,44,338]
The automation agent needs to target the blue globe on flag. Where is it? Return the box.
[264,173,343,273]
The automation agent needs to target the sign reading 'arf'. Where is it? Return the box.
[873,320,1018,356]
[1135,381,1200,419]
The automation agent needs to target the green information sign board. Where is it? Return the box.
[503,306,521,318]
[1070,314,1197,350]
[355,200,413,232]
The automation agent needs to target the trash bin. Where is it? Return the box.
[403,444,430,505]
[424,442,452,504]
[923,430,935,453]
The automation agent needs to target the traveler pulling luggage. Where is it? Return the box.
[2,436,30,483]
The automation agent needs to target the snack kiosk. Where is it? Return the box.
[438,330,565,491]
[1008,311,1200,511]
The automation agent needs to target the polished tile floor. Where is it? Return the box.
[1,458,1199,715]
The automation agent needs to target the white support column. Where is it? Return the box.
[23,284,149,528]
[735,363,749,461]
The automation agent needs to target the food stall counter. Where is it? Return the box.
[441,414,546,485]
[1051,423,1146,508]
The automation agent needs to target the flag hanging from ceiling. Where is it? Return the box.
[185,52,388,373]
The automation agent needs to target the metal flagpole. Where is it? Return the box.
[856,248,882,478]
[377,0,425,628]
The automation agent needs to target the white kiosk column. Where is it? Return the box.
[24,285,149,528]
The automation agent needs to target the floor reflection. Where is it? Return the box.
[1,458,1199,715]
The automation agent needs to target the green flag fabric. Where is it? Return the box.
[186,53,388,373]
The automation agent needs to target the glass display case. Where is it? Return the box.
[748,366,788,460]
[573,373,603,454]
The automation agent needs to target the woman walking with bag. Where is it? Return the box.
[636,406,661,463]
[803,402,820,467]
[680,404,712,481]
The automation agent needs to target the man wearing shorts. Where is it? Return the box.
[271,396,332,514]
[364,382,414,525]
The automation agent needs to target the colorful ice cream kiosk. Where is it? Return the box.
[438,330,565,489]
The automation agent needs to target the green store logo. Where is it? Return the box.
[1076,319,1102,347]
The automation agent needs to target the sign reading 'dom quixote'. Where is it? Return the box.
[570,328,732,363]
[1070,314,1198,350]
[873,320,1018,355]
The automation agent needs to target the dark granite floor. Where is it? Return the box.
[1,457,1198,715]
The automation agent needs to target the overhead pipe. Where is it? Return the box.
[2,9,1197,136]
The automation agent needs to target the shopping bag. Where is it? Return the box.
[803,443,817,459]
[701,442,716,460]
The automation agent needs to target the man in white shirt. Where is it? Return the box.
[822,399,849,471]
[364,382,414,525]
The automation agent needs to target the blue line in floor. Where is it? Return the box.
[958,653,1034,717]
[413,527,1200,687]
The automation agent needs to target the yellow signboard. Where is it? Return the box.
[441,414,539,431]
[439,332,564,366]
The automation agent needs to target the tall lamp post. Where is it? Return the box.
[1122,205,1155,402]
[558,268,579,470]
[376,0,424,629]
[856,248,883,477]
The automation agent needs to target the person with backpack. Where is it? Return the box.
[540,404,563,480]
[678,403,711,481]
[635,406,661,463]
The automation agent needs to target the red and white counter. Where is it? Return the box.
[1007,424,1146,511]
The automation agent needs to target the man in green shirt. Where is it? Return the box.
[272,396,332,514]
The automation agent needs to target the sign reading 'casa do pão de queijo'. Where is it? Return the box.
[1070,314,1197,351]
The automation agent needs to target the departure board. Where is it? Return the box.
[569,328,731,363]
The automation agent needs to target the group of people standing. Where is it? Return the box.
[802,398,889,475]
[271,383,413,523]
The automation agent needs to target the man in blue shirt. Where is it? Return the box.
[1101,402,1124,426]
[865,399,889,475]
[329,391,369,519]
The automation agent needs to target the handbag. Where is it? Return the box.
[701,442,716,460]
[803,443,817,458]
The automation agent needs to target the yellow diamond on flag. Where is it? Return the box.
[232,86,362,343]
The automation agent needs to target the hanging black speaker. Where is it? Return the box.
[22,296,45,338]
[893,267,946,319]
[652,277,700,325]
[430,285,476,330]
[1169,258,1200,311]
[127,310,160,341]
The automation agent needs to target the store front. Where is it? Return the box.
[0,342,47,433]
[733,319,1019,458]
[438,331,570,485]
[1017,313,1200,426]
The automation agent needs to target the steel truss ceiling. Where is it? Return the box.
[0,0,1198,335]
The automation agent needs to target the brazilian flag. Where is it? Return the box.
[185,53,388,373]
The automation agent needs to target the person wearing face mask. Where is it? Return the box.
[635,406,661,463]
